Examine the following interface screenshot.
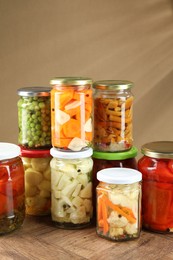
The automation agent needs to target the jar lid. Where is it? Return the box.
[97,168,142,184]
[93,80,133,90]
[93,147,137,160]
[0,142,21,160]
[141,141,173,159]
[50,77,93,86]
[50,148,93,159]
[17,87,51,97]
[20,147,51,158]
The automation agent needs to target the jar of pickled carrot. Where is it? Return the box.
[138,141,173,233]
[96,168,142,241]
[17,87,51,149]
[50,77,93,151]
[50,147,93,229]
[93,80,134,152]
[0,143,25,234]
[20,148,52,216]
[92,146,138,216]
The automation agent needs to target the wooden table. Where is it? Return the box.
[1,215,173,260]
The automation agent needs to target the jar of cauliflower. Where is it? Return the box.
[50,148,93,229]
[96,168,142,241]
[20,148,52,216]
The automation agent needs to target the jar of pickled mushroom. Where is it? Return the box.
[20,148,51,216]
[17,87,51,149]
[138,141,173,233]
[0,143,25,234]
[96,168,142,241]
[50,77,93,151]
[50,147,93,229]
[93,80,134,152]
[92,146,138,215]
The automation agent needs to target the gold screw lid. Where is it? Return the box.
[141,141,173,159]
[50,77,92,86]
[93,80,133,90]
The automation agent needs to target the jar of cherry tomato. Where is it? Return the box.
[0,143,25,234]
[50,77,93,151]
[138,141,173,233]
[92,146,138,215]
[93,80,134,152]
[96,168,142,241]
[17,87,51,149]
[20,148,51,216]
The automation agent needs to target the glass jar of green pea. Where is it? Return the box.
[17,87,52,149]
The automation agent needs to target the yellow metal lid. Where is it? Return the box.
[50,77,92,86]
[141,141,173,159]
[93,80,133,90]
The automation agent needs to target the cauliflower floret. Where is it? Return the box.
[107,211,128,228]
[125,223,138,235]
[109,227,124,237]
[109,193,132,208]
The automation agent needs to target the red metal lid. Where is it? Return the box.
[20,147,51,158]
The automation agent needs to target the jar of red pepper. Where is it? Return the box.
[138,141,173,233]
[0,143,25,234]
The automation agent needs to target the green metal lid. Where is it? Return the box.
[50,77,93,86]
[93,147,138,160]
[93,80,133,90]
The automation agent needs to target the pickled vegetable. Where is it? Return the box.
[50,157,93,227]
[51,87,92,151]
[94,96,133,151]
[138,156,173,232]
[18,96,51,149]
[22,156,51,215]
[96,182,141,241]
[0,157,25,234]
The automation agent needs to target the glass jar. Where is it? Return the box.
[93,80,134,152]
[50,148,93,229]
[0,143,25,234]
[96,168,142,241]
[17,87,51,149]
[20,148,52,216]
[138,141,173,233]
[50,77,93,151]
[92,146,138,215]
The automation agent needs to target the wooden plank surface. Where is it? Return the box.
[1,215,173,260]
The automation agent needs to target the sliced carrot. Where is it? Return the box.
[56,138,72,148]
[85,132,92,142]
[84,89,92,104]
[64,106,80,118]
[97,197,103,223]
[58,90,74,109]
[62,119,81,138]
[101,199,109,234]
[102,195,136,224]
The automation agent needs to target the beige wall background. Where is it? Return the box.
[0,0,173,157]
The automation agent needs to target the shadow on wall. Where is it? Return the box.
[134,70,173,143]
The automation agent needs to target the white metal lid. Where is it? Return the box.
[50,147,93,159]
[97,168,142,184]
[0,142,21,160]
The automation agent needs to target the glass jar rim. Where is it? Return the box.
[50,147,93,159]
[20,147,51,158]
[0,142,20,160]
[141,141,173,159]
[93,147,137,160]
[97,168,142,184]
[93,80,133,90]
[17,87,51,97]
[50,77,93,86]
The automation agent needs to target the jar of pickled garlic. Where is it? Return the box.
[92,146,138,215]
[50,148,93,229]
[17,87,51,149]
[20,148,51,216]
[50,77,93,151]
[93,80,134,152]
[138,141,173,233]
[0,143,25,234]
[96,168,142,241]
